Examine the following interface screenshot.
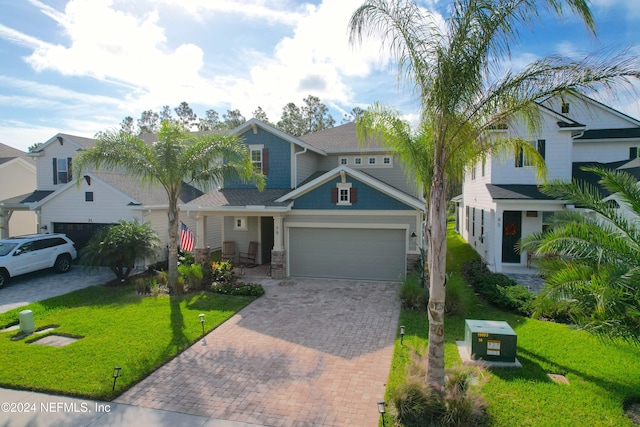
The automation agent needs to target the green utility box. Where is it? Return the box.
[464,319,517,363]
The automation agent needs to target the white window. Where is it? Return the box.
[354,157,362,165]
[368,157,376,165]
[234,217,248,231]
[340,157,348,165]
[249,145,263,171]
[336,183,352,206]
[383,156,391,165]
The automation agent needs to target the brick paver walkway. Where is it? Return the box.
[116,278,400,426]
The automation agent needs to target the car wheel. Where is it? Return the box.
[0,269,8,288]
[54,255,72,273]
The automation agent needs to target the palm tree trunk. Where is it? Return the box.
[167,198,179,291]
[425,167,447,388]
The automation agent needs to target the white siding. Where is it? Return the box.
[573,139,640,163]
[543,95,639,130]
[34,140,84,191]
[0,159,37,235]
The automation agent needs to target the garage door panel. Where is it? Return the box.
[289,228,405,281]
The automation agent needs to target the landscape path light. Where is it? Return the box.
[112,366,121,391]
[400,325,405,344]
[199,313,205,336]
[377,400,386,427]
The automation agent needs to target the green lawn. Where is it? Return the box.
[0,285,255,400]
[386,224,640,426]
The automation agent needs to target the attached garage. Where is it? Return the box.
[288,227,406,281]
[53,222,112,250]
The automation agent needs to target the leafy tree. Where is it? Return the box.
[159,105,172,121]
[252,106,270,124]
[520,166,640,344]
[138,110,160,135]
[27,143,42,152]
[120,116,135,134]
[79,219,159,282]
[222,109,246,129]
[342,107,365,124]
[301,95,335,134]
[198,109,221,131]
[349,0,639,386]
[175,101,198,129]
[74,120,265,291]
[277,102,305,136]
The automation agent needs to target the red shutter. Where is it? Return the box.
[350,188,357,203]
[262,148,268,175]
[52,158,58,185]
[331,188,338,203]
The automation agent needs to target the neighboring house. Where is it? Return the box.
[183,119,425,280]
[456,94,640,272]
[13,134,218,259]
[0,143,37,237]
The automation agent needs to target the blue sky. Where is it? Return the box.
[0,0,639,151]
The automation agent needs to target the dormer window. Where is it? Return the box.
[354,157,362,165]
[368,157,376,165]
[340,157,348,165]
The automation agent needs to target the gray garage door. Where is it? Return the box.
[288,227,406,281]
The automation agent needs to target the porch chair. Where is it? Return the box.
[221,241,235,263]
[238,241,258,267]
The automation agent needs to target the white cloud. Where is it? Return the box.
[0,76,121,106]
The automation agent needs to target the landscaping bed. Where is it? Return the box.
[384,224,640,426]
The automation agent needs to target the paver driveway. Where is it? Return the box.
[116,277,400,426]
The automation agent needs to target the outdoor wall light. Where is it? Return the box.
[377,400,386,426]
[112,366,121,391]
[199,313,205,336]
[400,325,405,344]
[410,232,417,239]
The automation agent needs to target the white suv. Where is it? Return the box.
[0,233,77,288]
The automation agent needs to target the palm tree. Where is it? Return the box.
[349,0,639,386]
[74,120,264,290]
[521,166,640,344]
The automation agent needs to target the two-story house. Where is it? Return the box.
[0,143,37,237]
[182,119,425,280]
[9,121,424,280]
[16,133,214,255]
[456,94,640,272]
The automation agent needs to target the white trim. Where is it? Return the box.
[31,172,140,209]
[230,118,326,156]
[275,165,425,211]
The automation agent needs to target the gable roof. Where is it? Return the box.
[30,172,202,209]
[298,122,387,153]
[276,165,424,210]
[232,118,326,156]
[0,142,30,162]
[574,128,640,140]
[28,133,96,155]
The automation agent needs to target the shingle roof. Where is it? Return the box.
[298,122,385,153]
[57,134,97,149]
[0,142,29,161]
[189,188,292,207]
[572,160,640,198]
[575,128,640,140]
[91,172,203,205]
[11,190,55,204]
[486,184,554,200]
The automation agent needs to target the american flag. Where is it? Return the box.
[180,222,195,252]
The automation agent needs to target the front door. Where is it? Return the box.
[260,217,274,264]
[502,211,522,264]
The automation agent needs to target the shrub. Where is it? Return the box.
[178,263,204,290]
[445,275,467,315]
[134,278,147,294]
[172,276,186,295]
[390,348,487,426]
[461,260,536,317]
[399,274,427,310]
[211,261,236,284]
[533,296,576,324]
[212,282,265,296]
[156,271,168,285]
[495,285,534,316]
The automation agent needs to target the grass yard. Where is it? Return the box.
[0,285,255,400]
[386,223,640,426]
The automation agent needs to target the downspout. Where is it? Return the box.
[293,148,308,189]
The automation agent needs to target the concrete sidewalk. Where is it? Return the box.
[0,387,265,427]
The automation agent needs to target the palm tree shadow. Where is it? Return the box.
[163,297,190,358]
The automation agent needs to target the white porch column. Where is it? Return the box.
[195,215,206,248]
[273,215,284,251]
